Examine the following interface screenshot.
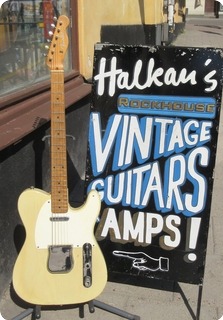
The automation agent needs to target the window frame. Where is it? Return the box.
[0,0,91,151]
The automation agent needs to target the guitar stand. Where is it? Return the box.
[11,300,140,320]
[93,300,140,320]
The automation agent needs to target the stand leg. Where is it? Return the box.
[79,304,85,319]
[88,300,95,313]
[79,301,95,318]
[93,300,141,320]
[11,308,34,320]
[32,305,41,319]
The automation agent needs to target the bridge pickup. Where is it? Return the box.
[50,216,69,222]
[83,243,92,288]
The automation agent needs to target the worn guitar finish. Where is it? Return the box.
[12,15,107,305]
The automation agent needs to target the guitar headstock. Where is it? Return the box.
[46,15,70,71]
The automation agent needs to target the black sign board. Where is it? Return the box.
[86,44,223,286]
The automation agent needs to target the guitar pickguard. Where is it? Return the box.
[35,199,97,249]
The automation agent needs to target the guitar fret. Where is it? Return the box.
[52,155,66,159]
[51,184,67,188]
[51,149,66,153]
[51,122,65,125]
[51,134,66,136]
[51,129,66,131]
[51,146,66,149]
[51,156,67,160]
[51,143,66,146]
[51,169,67,173]
[52,186,67,190]
[51,70,64,73]
[52,163,66,166]
[51,136,65,138]
[52,172,66,175]
[51,149,66,151]
[52,162,66,165]
[51,187,67,190]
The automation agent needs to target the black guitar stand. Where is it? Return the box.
[11,300,140,320]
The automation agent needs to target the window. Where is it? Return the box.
[0,0,72,99]
[0,1,90,151]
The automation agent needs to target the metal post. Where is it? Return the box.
[196,284,203,320]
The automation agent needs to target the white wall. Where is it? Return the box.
[186,0,205,15]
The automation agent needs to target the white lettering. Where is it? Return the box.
[94,57,200,97]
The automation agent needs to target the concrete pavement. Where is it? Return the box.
[172,15,223,48]
[1,15,223,320]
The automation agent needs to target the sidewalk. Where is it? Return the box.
[1,16,223,320]
[173,15,223,48]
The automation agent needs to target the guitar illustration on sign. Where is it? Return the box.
[12,15,107,306]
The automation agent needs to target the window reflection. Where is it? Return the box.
[0,0,71,97]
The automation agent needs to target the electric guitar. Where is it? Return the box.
[12,15,107,306]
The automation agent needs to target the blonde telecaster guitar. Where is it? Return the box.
[13,15,107,306]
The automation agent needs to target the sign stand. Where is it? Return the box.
[175,282,203,320]
[11,301,140,320]
[196,284,203,320]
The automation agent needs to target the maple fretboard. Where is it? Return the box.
[50,70,68,213]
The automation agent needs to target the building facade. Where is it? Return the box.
[187,0,223,15]
[0,0,186,299]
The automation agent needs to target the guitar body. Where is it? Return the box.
[13,188,107,305]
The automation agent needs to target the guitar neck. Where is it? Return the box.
[50,70,68,213]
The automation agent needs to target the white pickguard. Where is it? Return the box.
[35,200,96,249]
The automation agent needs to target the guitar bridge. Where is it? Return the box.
[83,243,92,288]
[48,245,73,273]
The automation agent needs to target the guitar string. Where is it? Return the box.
[51,71,69,247]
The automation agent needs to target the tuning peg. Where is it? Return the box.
[51,23,56,28]
[47,38,51,43]
[53,16,58,22]
[45,45,49,50]
[48,31,54,37]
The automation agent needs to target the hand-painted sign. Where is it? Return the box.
[86,44,223,285]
